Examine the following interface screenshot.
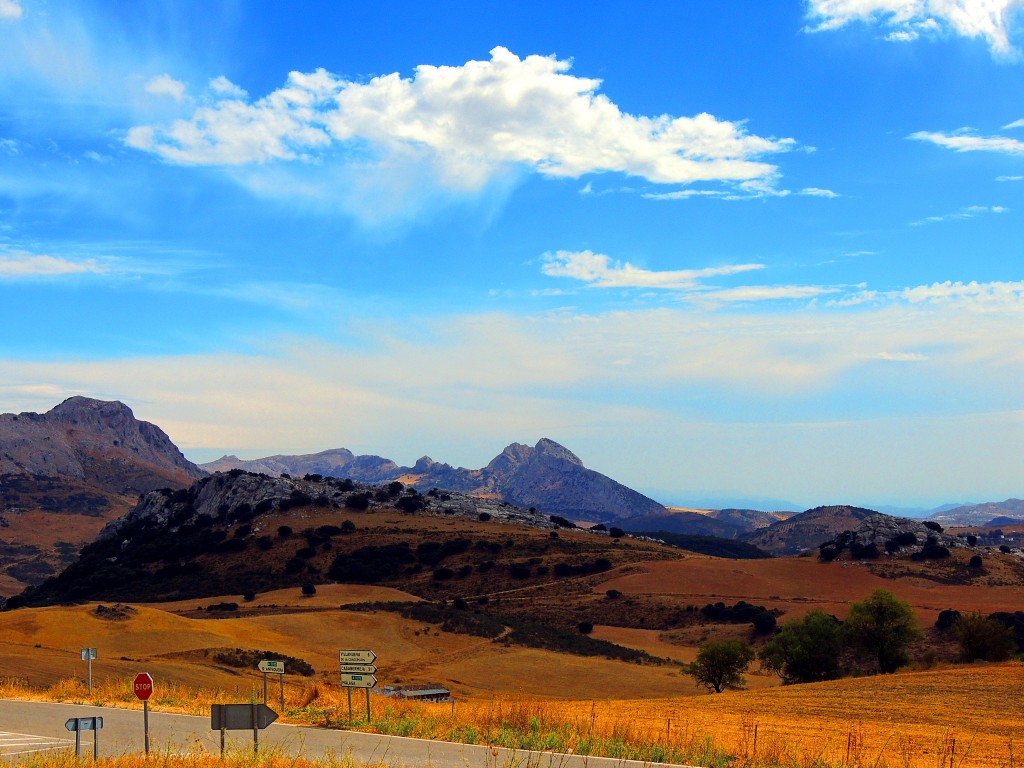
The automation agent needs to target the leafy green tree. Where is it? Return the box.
[686,639,754,693]
[954,612,1016,662]
[759,610,843,684]
[843,589,921,673]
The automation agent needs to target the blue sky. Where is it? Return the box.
[1,0,1022,509]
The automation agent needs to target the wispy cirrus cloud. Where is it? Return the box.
[126,47,797,221]
[805,0,1024,59]
[911,205,1009,225]
[0,251,107,278]
[1003,118,1024,129]
[910,128,1024,155]
[540,250,763,291]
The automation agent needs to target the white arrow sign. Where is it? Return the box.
[258,659,285,674]
[339,663,377,674]
[340,673,377,688]
[339,649,376,664]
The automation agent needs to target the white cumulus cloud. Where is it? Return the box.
[210,76,248,99]
[0,0,22,20]
[0,252,106,278]
[145,74,187,103]
[805,0,1024,59]
[126,47,795,199]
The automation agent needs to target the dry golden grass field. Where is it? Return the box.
[0,588,688,699]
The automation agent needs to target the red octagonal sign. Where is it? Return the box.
[133,672,154,701]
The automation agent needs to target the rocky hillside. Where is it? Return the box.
[204,438,666,521]
[0,397,205,494]
[12,469,670,607]
[0,397,206,594]
[743,505,880,555]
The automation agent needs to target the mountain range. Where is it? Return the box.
[1,396,1021,596]
[202,438,668,521]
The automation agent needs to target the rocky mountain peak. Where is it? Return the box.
[533,438,583,466]
[47,396,135,427]
[0,397,205,494]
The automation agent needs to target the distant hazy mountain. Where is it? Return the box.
[929,499,1024,527]
[203,438,666,521]
[617,507,791,538]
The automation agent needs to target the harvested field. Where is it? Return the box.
[560,661,1024,768]
[598,555,1024,624]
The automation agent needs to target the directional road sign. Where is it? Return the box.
[340,673,377,688]
[258,659,285,674]
[339,664,377,674]
[80,648,96,661]
[339,649,376,665]
[65,717,103,732]
[133,672,154,700]
[210,703,278,731]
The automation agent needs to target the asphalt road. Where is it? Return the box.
[0,700,683,767]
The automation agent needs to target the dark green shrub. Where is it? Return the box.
[577,622,593,634]
[969,555,983,568]
[509,563,531,579]
[345,492,371,510]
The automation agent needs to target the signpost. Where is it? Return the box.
[258,659,285,711]
[210,703,278,755]
[339,650,377,723]
[65,716,103,759]
[80,648,97,694]
[133,672,154,755]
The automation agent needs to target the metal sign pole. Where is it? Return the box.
[93,720,99,761]
[251,702,259,754]
[75,726,81,758]
[365,688,371,723]
[88,656,93,695]
[279,674,284,713]
[347,688,352,722]
[220,726,226,757]
[262,672,268,704]
[143,700,150,756]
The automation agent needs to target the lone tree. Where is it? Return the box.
[843,589,920,673]
[686,639,754,693]
[759,609,844,684]
[954,612,1017,662]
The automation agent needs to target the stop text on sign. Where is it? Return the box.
[133,672,154,700]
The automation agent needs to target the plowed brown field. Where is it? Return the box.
[598,555,1024,624]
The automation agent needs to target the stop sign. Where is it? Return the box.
[133,672,153,701]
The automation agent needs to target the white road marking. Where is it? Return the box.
[0,730,74,755]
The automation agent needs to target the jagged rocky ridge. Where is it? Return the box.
[100,468,553,544]
[203,438,666,521]
[0,397,205,494]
